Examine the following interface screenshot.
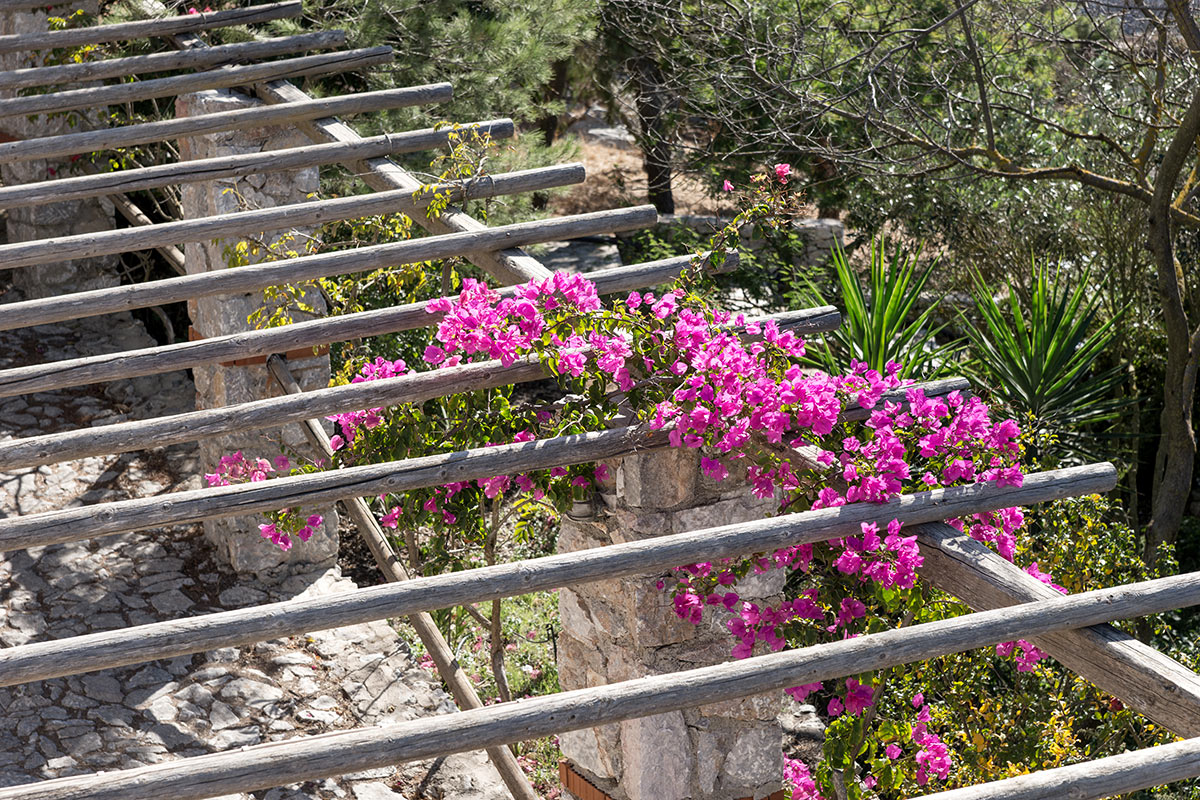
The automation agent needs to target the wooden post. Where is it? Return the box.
[266,355,542,800]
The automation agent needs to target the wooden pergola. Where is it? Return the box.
[1,4,1200,799]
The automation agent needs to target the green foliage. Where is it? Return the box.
[790,238,960,379]
[965,263,1131,466]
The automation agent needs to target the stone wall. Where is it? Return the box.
[557,448,785,800]
[177,88,339,580]
[0,4,122,300]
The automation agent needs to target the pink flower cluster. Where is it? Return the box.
[257,514,323,552]
[909,693,951,785]
[205,451,289,487]
[327,356,408,450]
[425,272,601,369]
[783,757,822,800]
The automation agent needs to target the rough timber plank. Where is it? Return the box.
[0,83,451,164]
[0,464,1117,681]
[0,163,579,268]
[4,564,1197,800]
[0,1,300,54]
[0,46,393,118]
[267,355,541,800]
[0,306,847,469]
[0,254,740,396]
[0,31,344,90]
[917,520,1200,738]
[0,206,656,329]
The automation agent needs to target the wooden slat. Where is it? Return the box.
[0,46,394,118]
[0,306,854,470]
[0,83,451,164]
[0,117,513,211]
[0,463,1117,682]
[0,254,741,397]
[0,31,344,90]
[917,520,1200,738]
[917,736,1200,800]
[0,163,581,269]
[4,559,1195,800]
[0,205,656,330]
[0,0,76,11]
[0,1,301,55]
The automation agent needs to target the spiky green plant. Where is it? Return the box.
[965,263,1132,465]
[795,238,960,379]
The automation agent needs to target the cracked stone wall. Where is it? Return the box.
[0,5,123,300]
[557,448,785,800]
[177,88,338,580]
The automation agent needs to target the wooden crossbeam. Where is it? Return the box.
[0,205,656,330]
[0,118,513,211]
[918,736,1200,800]
[0,464,1115,682]
[0,1,301,54]
[0,31,344,90]
[0,83,451,163]
[0,45,394,118]
[917,520,1200,738]
[0,163,580,269]
[10,517,1198,800]
[0,0,77,11]
[0,255,736,397]
[0,307,851,471]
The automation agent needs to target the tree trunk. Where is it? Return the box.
[1143,80,1200,567]
[633,56,675,214]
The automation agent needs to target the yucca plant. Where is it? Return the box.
[965,262,1132,466]
[793,237,960,379]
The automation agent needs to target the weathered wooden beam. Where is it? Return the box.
[0,163,581,269]
[4,550,1194,800]
[0,117,513,211]
[0,83,451,164]
[0,254,742,397]
[0,1,301,55]
[0,305,852,470]
[0,31,344,91]
[0,0,76,11]
[0,205,655,330]
[0,46,393,119]
[0,463,1116,683]
[917,736,1200,800]
[916,520,1200,738]
[267,355,541,800]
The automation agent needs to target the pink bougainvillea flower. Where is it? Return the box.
[774,162,791,182]
[721,179,734,192]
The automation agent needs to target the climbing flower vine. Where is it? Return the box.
[213,165,1055,799]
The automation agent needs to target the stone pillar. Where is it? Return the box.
[0,5,122,300]
[177,88,338,580]
[558,448,785,800]
[793,218,845,267]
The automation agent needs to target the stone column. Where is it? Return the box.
[0,5,122,300]
[177,88,338,580]
[557,448,785,800]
